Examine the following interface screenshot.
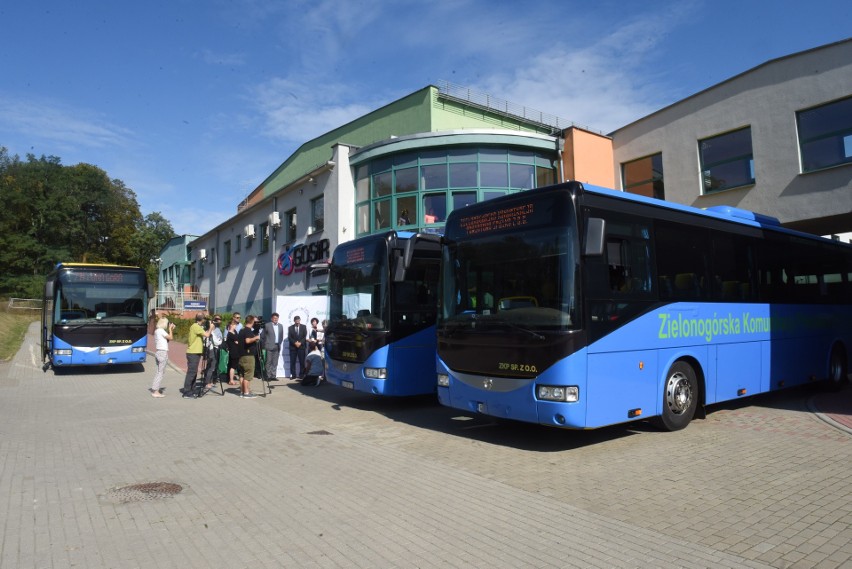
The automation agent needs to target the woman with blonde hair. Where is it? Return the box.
[150,317,175,397]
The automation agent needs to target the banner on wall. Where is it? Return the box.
[274,294,328,378]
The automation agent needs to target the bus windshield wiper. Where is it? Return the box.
[485,317,546,341]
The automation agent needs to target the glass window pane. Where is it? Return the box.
[394,152,417,167]
[510,164,535,189]
[452,191,476,212]
[373,171,392,198]
[509,149,535,164]
[422,164,447,190]
[395,167,418,193]
[448,148,476,162]
[449,162,477,188]
[374,200,390,231]
[480,148,507,162]
[623,153,664,199]
[797,93,852,171]
[483,190,505,202]
[419,150,446,165]
[536,165,555,188]
[396,196,416,226]
[355,166,370,202]
[480,162,508,187]
[699,128,754,193]
[423,193,446,224]
[311,195,324,232]
[357,204,370,235]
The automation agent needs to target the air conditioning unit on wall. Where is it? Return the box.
[244,224,256,239]
[269,211,281,228]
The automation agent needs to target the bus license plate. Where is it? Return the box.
[342,380,354,390]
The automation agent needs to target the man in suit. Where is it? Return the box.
[261,312,284,380]
[287,315,308,379]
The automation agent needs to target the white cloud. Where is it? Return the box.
[0,95,134,153]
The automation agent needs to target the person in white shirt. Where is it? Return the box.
[150,317,174,397]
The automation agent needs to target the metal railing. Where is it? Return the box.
[7,298,43,311]
[153,291,209,312]
[435,80,602,135]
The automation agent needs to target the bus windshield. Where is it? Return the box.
[55,269,147,324]
[327,239,389,331]
[438,188,580,339]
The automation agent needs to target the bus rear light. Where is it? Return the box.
[537,385,578,402]
[437,373,449,387]
[364,367,387,379]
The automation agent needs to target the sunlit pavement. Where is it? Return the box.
[1,322,849,568]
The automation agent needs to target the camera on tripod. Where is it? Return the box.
[252,317,265,333]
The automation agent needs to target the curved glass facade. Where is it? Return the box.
[354,145,557,236]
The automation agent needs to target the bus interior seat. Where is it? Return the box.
[721,280,740,300]
[357,309,371,317]
[675,273,699,297]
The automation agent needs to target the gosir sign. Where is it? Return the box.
[278,239,330,275]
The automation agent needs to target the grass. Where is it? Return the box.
[0,304,39,361]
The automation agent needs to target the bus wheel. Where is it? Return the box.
[656,361,698,431]
[826,345,848,391]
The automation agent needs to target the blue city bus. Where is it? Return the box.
[322,231,441,396]
[436,182,852,430]
[41,263,151,369]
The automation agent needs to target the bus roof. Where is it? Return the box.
[579,183,850,247]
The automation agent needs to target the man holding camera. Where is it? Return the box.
[237,315,261,398]
[261,312,284,381]
[184,313,214,398]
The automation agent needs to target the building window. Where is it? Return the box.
[623,153,664,199]
[797,96,852,172]
[259,222,269,253]
[284,208,297,244]
[311,195,324,233]
[699,127,754,193]
[223,240,231,267]
[353,146,557,236]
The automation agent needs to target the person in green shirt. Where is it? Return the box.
[182,313,214,398]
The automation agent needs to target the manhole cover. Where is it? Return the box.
[106,482,183,503]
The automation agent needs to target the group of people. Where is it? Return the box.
[149,312,326,399]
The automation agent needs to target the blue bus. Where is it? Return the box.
[42,263,151,369]
[436,182,852,430]
[322,231,441,395]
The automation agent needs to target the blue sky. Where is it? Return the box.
[1,0,849,235]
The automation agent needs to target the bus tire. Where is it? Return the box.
[826,345,848,391]
[656,361,698,431]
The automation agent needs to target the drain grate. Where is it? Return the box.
[106,482,183,503]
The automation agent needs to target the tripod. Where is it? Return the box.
[254,348,272,397]
[198,344,226,396]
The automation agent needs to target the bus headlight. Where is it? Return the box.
[364,367,387,379]
[132,347,145,353]
[54,349,73,356]
[437,373,449,387]
[537,385,579,402]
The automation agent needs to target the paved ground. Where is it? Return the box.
[1,323,850,568]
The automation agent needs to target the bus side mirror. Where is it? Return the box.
[306,262,330,290]
[584,218,605,256]
[44,282,54,297]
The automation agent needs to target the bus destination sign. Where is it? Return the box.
[458,203,535,237]
[63,270,137,284]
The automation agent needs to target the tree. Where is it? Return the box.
[128,212,176,284]
[0,146,177,297]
